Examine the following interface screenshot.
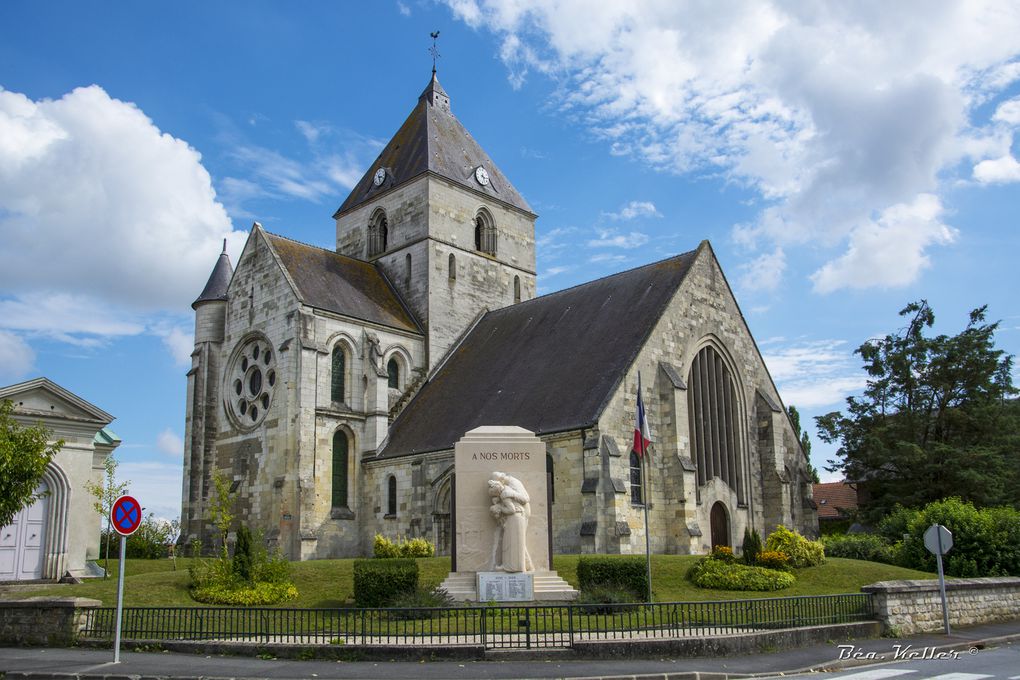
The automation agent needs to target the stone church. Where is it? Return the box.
[181,73,817,560]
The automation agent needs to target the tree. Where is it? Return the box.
[0,400,63,529]
[85,455,129,578]
[787,405,820,483]
[209,471,235,557]
[817,300,1018,522]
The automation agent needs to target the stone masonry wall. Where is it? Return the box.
[0,598,100,646]
[863,577,1020,635]
[596,244,817,555]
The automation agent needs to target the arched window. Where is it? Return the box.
[405,253,412,287]
[448,253,456,280]
[387,357,399,389]
[330,346,345,403]
[513,275,521,303]
[387,475,397,516]
[546,453,555,504]
[368,208,388,257]
[687,344,746,504]
[331,430,349,509]
[630,451,643,505]
[474,208,497,255]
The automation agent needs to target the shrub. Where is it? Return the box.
[188,527,295,605]
[373,534,436,558]
[742,527,763,565]
[576,556,648,600]
[879,498,1020,577]
[765,525,825,568]
[687,558,795,591]
[232,526,254,582]
[399,537,436,558]
[384,585,454,618]
[192,581,298,606]
[711,545,736,563]
[576,585,641,614]
[353,558,418,607]
[755,550,791,571]
[821,533,895,564]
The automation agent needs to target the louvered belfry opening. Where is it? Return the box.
[688,345,746,504]
[474,209,497,255]
[368,209,388,257]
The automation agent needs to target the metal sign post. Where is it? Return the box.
[924,523,954,635]
[110,495,142,663]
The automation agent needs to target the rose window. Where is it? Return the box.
[226,336,276,428]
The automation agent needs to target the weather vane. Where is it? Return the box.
[429,31,441,75]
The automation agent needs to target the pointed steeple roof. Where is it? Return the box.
[192,239,234,308]
[334,74,533,218]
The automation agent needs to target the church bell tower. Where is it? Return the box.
[333,73,537,370]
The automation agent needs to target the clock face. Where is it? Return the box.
[475,166,490,186]
[373,168,386,187]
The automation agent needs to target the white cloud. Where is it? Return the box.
[156,429,184,458]
[542,265,572,277]
[762,338,867,409]
[159,327,194,367]
[993,97,1020,124]
[0,331,35,382]
[810,194,957,293]
[737,247,786,293]
[973,154,1020,183]
[115,460,182,522]
[397,1,411,17]
[443,1,1020,291]
[587,229,650,249]
[0,86,242,311]
[604,200,661,221]
[589,253,628,264]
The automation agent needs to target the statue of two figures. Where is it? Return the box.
[487,471,534,572]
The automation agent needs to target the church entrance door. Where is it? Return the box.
[709,501,729,549]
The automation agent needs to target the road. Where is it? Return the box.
[767,644,1020,680]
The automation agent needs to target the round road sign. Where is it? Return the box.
[111,495,142,536]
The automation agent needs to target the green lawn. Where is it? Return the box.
[4,555,934,608]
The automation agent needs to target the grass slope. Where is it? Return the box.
[3,555,933,608]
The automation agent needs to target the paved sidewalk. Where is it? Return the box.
[0,620,1017,680]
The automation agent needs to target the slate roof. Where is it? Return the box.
[264,232,421,334]
[193,240,234,307]
[812,481,859,520]
[334,74,533,217]
[377,248,701,458]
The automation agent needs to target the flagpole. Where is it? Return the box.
[639,372,652,602]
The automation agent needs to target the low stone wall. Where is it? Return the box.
[0,597,101,646]
[863,577,1020,635]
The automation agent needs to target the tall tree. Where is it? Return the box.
[0,400,64,529]
[787,405,820,483]
[817,301,1018,521]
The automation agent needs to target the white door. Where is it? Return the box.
[0,481,49,581]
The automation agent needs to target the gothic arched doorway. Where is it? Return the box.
[710,501,730,549]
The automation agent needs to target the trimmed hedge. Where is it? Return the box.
[765,525,825,568]
[353,558,418,607]
[687,558,795,591]
[576,556,648,600]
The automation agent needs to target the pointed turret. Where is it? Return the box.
[192,239,234,308]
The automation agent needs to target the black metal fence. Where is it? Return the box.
[80,593,873,650]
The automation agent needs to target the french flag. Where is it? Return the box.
[633,372,653,457]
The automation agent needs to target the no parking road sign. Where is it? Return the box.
[111,495,142,536]
[110,494,142,664]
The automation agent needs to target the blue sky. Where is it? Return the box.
[2,1,1018,521]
